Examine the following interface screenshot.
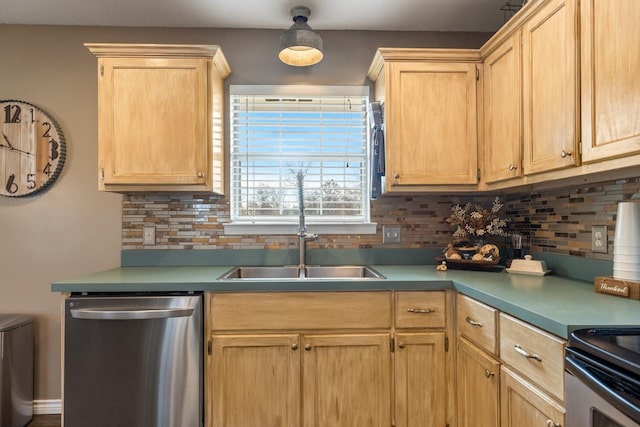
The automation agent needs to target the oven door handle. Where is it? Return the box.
[565,354,640,422]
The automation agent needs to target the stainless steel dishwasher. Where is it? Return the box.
[64,292,203,427]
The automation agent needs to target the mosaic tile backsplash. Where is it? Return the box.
[122,177,640,261]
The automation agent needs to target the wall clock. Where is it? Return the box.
[0,99,66,197]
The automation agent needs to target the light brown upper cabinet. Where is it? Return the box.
[86,44,230,193]
[580,0,640,162]
[482,31,523,184]
[367,49,481,191]
[522,0,580,175]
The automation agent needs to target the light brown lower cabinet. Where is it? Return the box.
[456,294,567,427]
[210,332,392,427]
[210,334,301,427]
[456,336,500,427]
[303,333,392,427]
[394,332,447,427]
[500,366,565,427]
[207,291,452,427]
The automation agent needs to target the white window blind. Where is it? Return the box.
[230,85,370,224]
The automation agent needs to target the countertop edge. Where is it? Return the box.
[51,265,640,340]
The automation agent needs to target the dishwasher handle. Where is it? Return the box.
[70,307,194,320]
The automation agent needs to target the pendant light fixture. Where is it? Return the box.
[279,6,323,67]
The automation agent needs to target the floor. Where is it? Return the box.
[26,415,61,427]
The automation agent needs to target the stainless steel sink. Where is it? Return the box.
[304,265,385,279]
[219,266,299,279]
[218,265,385,280]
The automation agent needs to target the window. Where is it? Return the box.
[226,85,374,234]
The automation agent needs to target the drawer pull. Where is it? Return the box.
[514,344,542,362]
[465,316,483,327]
[484,369,495,378]
[407,308,435,314]
[546,420,560,427]
[291,343,298,351]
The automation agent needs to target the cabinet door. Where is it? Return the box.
[581,0,640,162]
[522,0,579,174]
[210,334,301,427]
[457,337,500,427]
[386,62,478,186]
[395,332,446,427]
[302,333,391,427]
[501,366,565,427]
[98,56,209,187]
[483,32,523,184]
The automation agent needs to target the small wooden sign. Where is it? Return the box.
[594,276,640,300]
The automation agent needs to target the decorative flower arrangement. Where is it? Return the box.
[447,197,509,243]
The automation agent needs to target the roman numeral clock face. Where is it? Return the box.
[0,100,66,197]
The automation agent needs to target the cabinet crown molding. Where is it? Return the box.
[367,48,481,81]
[85,43,231,78]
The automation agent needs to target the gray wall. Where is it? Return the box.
[0,24,489,403]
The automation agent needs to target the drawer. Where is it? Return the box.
[456,294,498,355]
[209,291,392,331]
[395,291,446,329]
[499,313,566,401]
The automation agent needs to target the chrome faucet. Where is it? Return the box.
[296,171,318,278]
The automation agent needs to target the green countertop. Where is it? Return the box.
[51,264,640,339]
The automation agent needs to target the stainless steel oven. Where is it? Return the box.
[565,328,640,427]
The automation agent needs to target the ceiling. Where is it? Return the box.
[0,0,517,32]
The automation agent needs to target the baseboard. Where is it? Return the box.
[34,399,61,415]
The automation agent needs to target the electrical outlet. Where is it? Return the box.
[143,226,156,246]
[383,226,401,244]
[592,225,607,253]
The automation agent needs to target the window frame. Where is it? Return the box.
[224,85,376,236]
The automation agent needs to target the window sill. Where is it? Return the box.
[223,222,378,236]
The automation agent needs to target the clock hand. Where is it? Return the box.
[0,132,33,156]
[1,132,14,148]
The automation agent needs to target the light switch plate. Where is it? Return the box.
[143,226,156,246]
[383,226,401,244]
[592,225,607,253]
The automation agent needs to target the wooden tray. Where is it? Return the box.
[436,257,503,272]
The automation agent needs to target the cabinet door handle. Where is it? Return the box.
[304,344,312,351]
[291,343,298,351]
[394,173,400,179]
[465,316,483,327]
[197,171,204,178]
[398,341,406,349]
[514,344,542,362]
[546,420,560,427]
[484,369,495,378]
[560,150,573,158]
[508,164,518,171]
[407,308,435,314]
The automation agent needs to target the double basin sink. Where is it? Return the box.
[219,265,385,281]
